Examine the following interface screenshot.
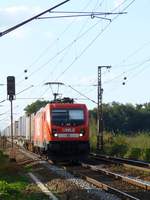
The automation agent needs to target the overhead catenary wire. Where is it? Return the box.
[38,14,111,22]
[54,0,135,80]
[103,57,150,85]
[21,20,103,83]
[67,84,97,104]
[0,0,70,37]
[16,0,130,93]
[0,0,138,126]
[114,40,150,69]
[16,1,104,85]
[16,85,34,96]
[82,56,150,98]
[37,11,127,21]
[25,0,107,101]
[47,11,127,14]
[18,10,121,84]
[38,0,108,85]
[16,0,93,84]
[8,1,135,95]
[0,85,35,107]
[16,98,44,100]
[82,59,150,101]
[124,60,150,82]
[37,80,97,105]
[8,1,99,117]
[16,2,128,86]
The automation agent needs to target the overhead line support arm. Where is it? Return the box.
[0,0,70,37]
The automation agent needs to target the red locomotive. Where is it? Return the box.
[33,98,90,161]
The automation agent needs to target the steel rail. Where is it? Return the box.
[85,176,140,200]
[82,163,150,190]
[90,153,150,171]
[66,167,140,200]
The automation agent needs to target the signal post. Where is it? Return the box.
[7,76,16,160]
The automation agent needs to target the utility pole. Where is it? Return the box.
[97,66,111,151]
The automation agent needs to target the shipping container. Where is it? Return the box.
[18,116,26,138]
[13,121,18,138]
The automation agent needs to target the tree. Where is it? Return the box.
[89,102,150,134]
[24,100,50,115]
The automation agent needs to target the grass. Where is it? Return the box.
[90,131,150,162]
[126,133,150,149]
[125,133,150,161]
[0,150,49,200]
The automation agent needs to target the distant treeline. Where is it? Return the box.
[89,102,150,133]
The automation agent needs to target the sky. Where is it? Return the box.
[0,0,150,130]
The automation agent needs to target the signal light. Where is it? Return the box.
[7,76,15,96]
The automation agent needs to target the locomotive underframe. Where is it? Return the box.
[47,140,90,161]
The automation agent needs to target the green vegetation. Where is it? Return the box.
[90,102,150,133]
[89,102,150,161]
[90,132,150,162]
[24,100,50,115]
[0,151,49,200]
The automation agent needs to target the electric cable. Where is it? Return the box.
[0,0,137,125]
[54,0,136,80]
[16,0,95,84]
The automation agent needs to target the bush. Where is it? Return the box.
[90,133,97,152]
[127,148,141,159]
[143,148,150,162]
[0,180,9,193]
[0,150,4,160]
[112,135,128,156]
[90,130,150,161]
[110,143,128,157]
[104,132,113,144]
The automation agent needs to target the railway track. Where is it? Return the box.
[1,140,150,200]
[90,153,150,172]
[1,146,119,200]
[62,162,150,200]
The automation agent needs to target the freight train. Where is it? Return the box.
[2,98,90,161]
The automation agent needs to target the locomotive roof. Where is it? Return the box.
[48,102,87,108]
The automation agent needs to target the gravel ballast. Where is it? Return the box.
[37,162,121,200]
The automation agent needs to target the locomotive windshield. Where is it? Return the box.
[51,109,84,126]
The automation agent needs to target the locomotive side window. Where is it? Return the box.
[51,109,84,125]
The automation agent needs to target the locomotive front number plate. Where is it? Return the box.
[58,133,79,138]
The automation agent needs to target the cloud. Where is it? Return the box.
[0,5,42,26]
[4,5,29,14]
[0,25,30,39]
[0,5,43,38]
[114,0,124,8]
[9,28,28,39]
[44,31,54,39]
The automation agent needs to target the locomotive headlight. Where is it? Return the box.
[52,129,58,137]
[79,133,83,137]
[80,128,85,135]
